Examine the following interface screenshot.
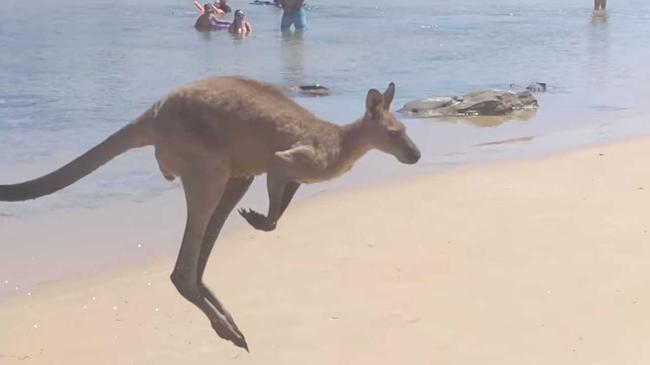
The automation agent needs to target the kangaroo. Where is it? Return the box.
[0,76,421,351]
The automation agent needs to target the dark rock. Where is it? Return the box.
[526,82,547,93]
[281,84,331,97]
[399,90,538,118]
[298,84,330,96]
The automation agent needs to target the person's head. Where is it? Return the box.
[234,9,245,20]
[203,3,214,13]
[360,83,421,165]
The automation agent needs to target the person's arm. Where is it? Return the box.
[211,15,230,26]
[245,21,252,33]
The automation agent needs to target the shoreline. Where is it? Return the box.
[3,134,650,363]
[3,117,650,302]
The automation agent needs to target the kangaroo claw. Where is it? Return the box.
[212,319,249,351]
[238,208,276,231]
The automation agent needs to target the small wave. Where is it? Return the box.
[588,104,628,112]
[475,136,535,147]
[0,95,40,109]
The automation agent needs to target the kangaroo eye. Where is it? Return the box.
[388,130,401,138]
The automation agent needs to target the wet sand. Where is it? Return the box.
[2,137,650,364]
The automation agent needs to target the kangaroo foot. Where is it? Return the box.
[212,317,249,351]
[238,208,276,231]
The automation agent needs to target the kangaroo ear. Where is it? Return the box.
[366,89,383,114]
[383,82,395,110]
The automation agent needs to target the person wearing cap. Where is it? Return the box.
[195,3,218,31]
[279,0,307,31]
[229,9,252,35]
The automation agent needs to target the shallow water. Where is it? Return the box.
[2,0,650,296]
[2,0,650,216]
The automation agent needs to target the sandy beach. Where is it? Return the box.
[2,136,650,364]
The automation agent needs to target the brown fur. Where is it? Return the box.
[0,76,420,350]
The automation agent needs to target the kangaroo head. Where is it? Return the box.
[362,83,421,164]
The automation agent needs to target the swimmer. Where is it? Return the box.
[214,0,232,13]
[280,0,307,31]
[229,9,252,35]
[195,3,218,30]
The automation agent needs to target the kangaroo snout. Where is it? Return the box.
[408,147,421,164]
[396,136,421,165]
[398,146,421,164]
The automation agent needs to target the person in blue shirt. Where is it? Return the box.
[280,0,307,31]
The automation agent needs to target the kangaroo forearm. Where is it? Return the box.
[239,181,299,232]
[279,181,300,217]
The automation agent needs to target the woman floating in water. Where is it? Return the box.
[229,9,252,35]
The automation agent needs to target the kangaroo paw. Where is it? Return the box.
[238,208,276,232]
[212,318,249,351]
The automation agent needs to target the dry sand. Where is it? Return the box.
[2,137,650,364]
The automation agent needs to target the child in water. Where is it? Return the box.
[213,0,232,13]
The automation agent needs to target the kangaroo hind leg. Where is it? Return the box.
[198,176,254,341]
[170,166,248,350]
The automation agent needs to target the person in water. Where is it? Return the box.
[213,0,232,13]
[229,9,252,35]
[594,0,607,10]
[194,3,218,30]
[280,0,307,31]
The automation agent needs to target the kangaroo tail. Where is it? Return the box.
[0,108,155,202]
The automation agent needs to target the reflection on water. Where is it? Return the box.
[434,109,538,128]
[587,9,610,90]
[281,30,305,86]
[592,9,608,19]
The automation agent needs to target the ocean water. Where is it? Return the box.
[2,0,650,216]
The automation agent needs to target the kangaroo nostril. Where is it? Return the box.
[408,148,421,164]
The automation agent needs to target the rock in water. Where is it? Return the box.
[526,82,547,93]
[298,84,330,96]
[399,90,538,118]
